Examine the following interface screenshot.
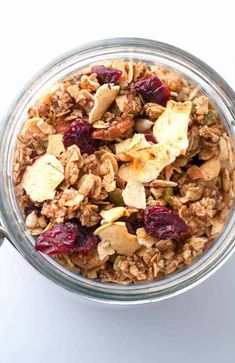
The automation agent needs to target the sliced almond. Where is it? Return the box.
[89,84,120,123]
[122,181,146,209]
[136,227,157,248]
[200,157,221,180]
[47,134,65,157]
[100,207,129,224]
[148,179,178,187]
[135,118,154,133]
[153,100,192,155]
[95,222,140,256]
[22,154,64,202]
[93,120,110,129]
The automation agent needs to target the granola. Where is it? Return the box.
[14,61,235,284]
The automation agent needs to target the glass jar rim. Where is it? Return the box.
[0,37,235,304]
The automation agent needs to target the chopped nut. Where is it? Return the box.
[80,74,99,92]
[92,116,134,141]
[100,207,129,223]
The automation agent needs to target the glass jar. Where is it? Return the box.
[0,38,235,304]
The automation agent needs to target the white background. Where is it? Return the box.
[0,1,235,362]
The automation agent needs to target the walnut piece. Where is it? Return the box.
[92,116,134,141]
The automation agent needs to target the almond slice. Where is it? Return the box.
[200,157,221,180]
[89,84,120,123]
[94,222,140,257]
[100,207,129,224]
[122,181,146,209]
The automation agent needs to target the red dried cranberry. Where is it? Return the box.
[142,205,189,240]
[144,133,157,143]
[134,76,170,105]
[125,213,143,235]
[91,65,122,85]
[35,222,99,255]
[63,120,96,154]
[36,222,79,255]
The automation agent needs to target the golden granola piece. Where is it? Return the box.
[78,174,102,199]
[144,103,165,120]
[21,117,55,140]
[100,207,128,224]
[80,74,99,92]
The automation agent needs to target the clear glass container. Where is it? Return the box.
[0,37,235,304]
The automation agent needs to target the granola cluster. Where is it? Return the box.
[14,61,235,284]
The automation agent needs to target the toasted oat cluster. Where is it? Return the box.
[14,61,235,284]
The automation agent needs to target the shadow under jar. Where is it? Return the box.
[0,38,235,304]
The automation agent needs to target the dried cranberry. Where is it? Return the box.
[24,205,41,217]
[125,213,143,235]
[91,65,122,85]
[142,205,189,240]
[36,222,79,255]
[134,76,170,105]
[144,133,157,143]
[36,222,99,255]
[63,120,96,154]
